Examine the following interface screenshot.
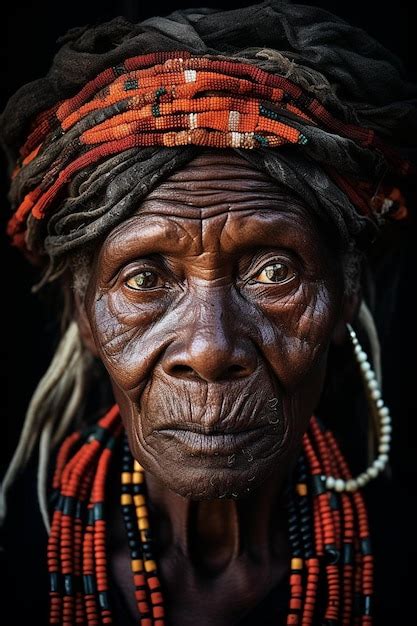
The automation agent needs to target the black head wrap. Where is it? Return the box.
[1,0,416,273]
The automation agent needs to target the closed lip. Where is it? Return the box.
[156,426,270,455]
[157,423,265,436]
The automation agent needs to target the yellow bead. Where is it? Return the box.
[133,460,144,472]
[138,518,149,530]
[133,472,144,484]
[144,560,157,572]
[121,494,133,505]
[134,495,145,506]
[296,483,307,497]
[121,472,132,484]
[131,559,144,573]
[140,530,148,543]
[291,558,303,570]
[136,505,148,519]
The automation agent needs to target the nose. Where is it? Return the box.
[161,296,258,382]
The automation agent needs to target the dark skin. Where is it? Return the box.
[77,150,359,625]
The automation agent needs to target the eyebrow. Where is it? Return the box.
[103,214,196,262]
[219,209,317,254]
[101,206,320,272]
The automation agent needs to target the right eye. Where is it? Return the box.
[125,270,164,290]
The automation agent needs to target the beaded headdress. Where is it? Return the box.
[2,1,416,273]
[8,50,412,254]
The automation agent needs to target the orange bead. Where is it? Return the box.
[153,606,165,618]
[138,601,149,614]
[148,577,160,590]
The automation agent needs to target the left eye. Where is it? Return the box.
[125,270,163,290]
[254,262,295,284]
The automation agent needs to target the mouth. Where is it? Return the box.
[156,425,277,456]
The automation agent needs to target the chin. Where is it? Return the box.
[129,419,293,500]
[160,464,279,500]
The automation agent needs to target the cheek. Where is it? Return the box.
[90,290,172,392]
[244,281,339,450]
[287,283,340,441]
[254,280,341,393]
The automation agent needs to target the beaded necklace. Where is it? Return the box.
[48,405,373,625]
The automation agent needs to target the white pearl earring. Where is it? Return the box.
[324,323,392,492]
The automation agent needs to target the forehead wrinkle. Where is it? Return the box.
[135,190,309,220]
[137,192,293,213]
[101,200,320,274]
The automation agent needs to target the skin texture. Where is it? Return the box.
[77,150,358,625]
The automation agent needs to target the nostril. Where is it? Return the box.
[167,362,249,381]
[170,364,196,378]
[227,364,247,377]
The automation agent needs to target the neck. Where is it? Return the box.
[145,465,289,576]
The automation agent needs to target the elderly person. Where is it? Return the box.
[1,1,415,624]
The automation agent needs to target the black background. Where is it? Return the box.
[1,1,416,623]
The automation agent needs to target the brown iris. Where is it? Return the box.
[255,262,294,284]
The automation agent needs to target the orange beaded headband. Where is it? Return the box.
[8,50,411,251]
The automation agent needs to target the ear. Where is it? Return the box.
[73,290,99,357]
[331,290,361,346]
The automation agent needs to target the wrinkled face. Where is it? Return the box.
[84,151,345,499]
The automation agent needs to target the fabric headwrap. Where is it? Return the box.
[1,0,416,273]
